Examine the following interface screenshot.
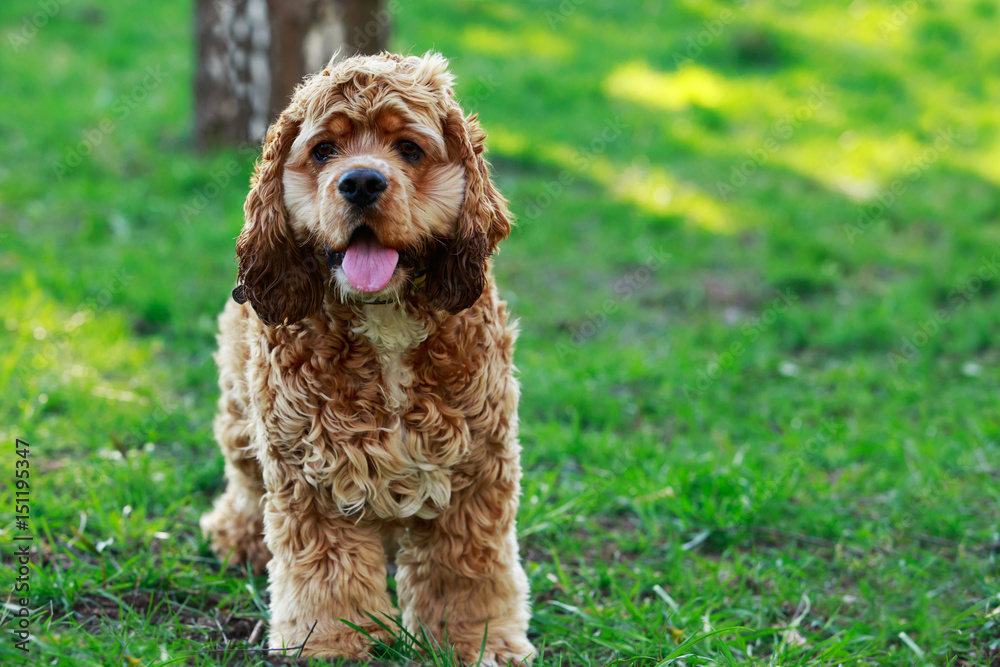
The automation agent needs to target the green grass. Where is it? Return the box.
[2,0,999,664]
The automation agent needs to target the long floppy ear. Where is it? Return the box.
[232,112,324,325]
[424,106,512,314]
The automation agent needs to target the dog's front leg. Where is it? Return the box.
[261,467,394,658]
[396,459,535,666]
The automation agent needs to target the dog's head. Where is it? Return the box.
[233,52,510,325]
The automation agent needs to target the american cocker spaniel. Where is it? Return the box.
[199,52,534,665]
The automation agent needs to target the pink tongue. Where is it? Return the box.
[342,233,399,292]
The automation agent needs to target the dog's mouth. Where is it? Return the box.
[326,226,399,293]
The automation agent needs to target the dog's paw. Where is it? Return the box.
[270,617,394,659]
[200,500,271,575]
[455,635,536,667]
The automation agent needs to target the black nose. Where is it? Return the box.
[338,168,387,207]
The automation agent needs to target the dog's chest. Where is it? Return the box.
[326,305,464,520]
[352,305,427,409]
[255,302,507,521]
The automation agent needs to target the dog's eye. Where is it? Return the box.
[312,142,338,162]
[397,140,423,162]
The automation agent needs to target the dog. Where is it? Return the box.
[199,52,534,665]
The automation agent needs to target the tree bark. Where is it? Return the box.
[195,0,389,148]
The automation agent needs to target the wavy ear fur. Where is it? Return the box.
[234,113,324,325]
[424,106,512,314]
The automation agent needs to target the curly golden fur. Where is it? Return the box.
[199,53,534,665]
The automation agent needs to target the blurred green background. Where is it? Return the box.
[1,1,999,665]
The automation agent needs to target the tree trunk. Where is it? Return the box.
[194,0,389,148]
